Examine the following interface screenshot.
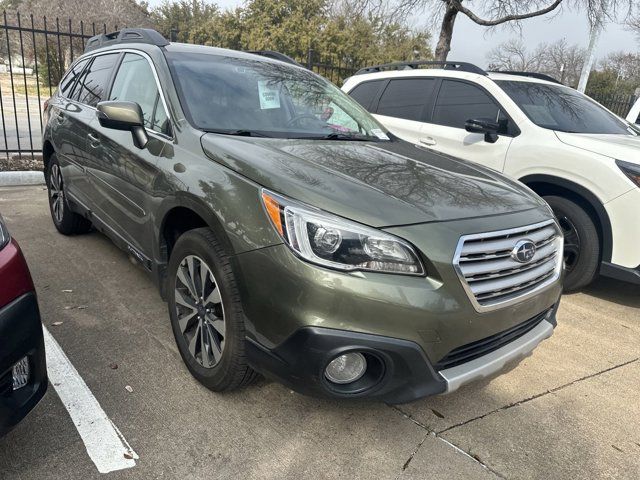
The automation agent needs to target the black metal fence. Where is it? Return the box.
[1,11,637,162]
[296,50,363,85]
[0,12,123,161]
[0,13,363,162]
[588,92,638,117]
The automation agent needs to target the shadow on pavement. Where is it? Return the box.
[582,276,640,308]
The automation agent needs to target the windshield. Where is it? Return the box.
[497,80,636,135]
[166,52,389,140]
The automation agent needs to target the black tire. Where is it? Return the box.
[46,154,92,235]
[544,195,600,291]
[167,227,258,391]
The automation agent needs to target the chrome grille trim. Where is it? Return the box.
[453,220,564,312]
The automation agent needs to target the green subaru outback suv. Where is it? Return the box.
[42,29,563,403]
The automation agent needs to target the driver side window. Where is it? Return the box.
[109,53,171,136]
[433,80,506,133]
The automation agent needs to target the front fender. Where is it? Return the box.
[153,174,282,261]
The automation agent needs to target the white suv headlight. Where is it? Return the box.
[616,160,640,188]
[261,190,425,275]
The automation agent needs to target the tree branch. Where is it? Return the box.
[450,0,565,27]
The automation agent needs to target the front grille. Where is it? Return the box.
[453,220,563,312]
[435,309,551,370]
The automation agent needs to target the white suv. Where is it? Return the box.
[343,62,640,290]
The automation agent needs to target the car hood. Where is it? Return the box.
[201,135,547,227]
[555,131,640,164]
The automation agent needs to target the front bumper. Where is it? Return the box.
[604,188,640,270]
[439,317,553,393]
[246,306,557,404]
[0,292,47,436]
[235,209,562,403]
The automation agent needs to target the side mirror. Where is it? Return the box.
[465,118,500,144]
[97,101,148,149]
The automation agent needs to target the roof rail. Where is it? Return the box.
[246,50,303,67]
[355,60,487,76]
[84,28,169,53]
[489,70,562,84]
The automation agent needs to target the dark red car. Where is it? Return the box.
[0,213,47,436]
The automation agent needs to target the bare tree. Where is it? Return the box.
[352,1,635,61]
[600,51,640,80]
[487,38,585,87]
[628,5,640,35]
[365,0,567,61]
[435,0,571,61]
[487,39,544,71]
[540,39,585,86]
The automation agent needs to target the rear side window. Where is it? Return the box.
[109,53,170,135]
[348,80,383,110]
[376,78,436,121]
[73,53,119,107]
[433,80,500,129]
[58,59,88,98]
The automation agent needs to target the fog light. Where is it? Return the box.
[12,356,30,391]
[325,352,367,384]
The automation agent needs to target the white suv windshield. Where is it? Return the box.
[497,80,636,136]
[166,52,388,140]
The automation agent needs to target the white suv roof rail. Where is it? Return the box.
[488,70,562,84]
[355,60,487,76]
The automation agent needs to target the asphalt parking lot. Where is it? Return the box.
[0,185,638,480]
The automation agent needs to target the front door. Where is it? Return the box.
[422,79,516,173]
[86,52,172,259]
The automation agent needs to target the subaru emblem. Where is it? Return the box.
[511,239,536,264]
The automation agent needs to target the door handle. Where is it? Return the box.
[87,133,100,148]
[419,137,437,147]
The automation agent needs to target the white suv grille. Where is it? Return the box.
[453,220,563,312]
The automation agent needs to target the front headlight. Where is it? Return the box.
[261,190,425,275]
[0,214,10,251]
[616,160,640,188]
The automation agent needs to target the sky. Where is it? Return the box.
[146,0,638,68]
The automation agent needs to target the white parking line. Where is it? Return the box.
[43,327,138,474]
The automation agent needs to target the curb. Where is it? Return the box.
[0,170,46,186]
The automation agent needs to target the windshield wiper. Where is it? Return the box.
[203,128,271,137]
[302,132,379,141]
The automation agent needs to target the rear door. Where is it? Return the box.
[86,52,172,259]
[424,79,515,172]
[48,58,90,203]
[348,80,386,111]
[370,78,437,144]
[63,53,120,207]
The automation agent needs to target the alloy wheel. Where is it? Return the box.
[558,215,581,273]
[174,255,225,368]
[49,164,65,223]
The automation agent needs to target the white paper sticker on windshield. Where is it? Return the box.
[258,81,281,110]
[371,128,390,140]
